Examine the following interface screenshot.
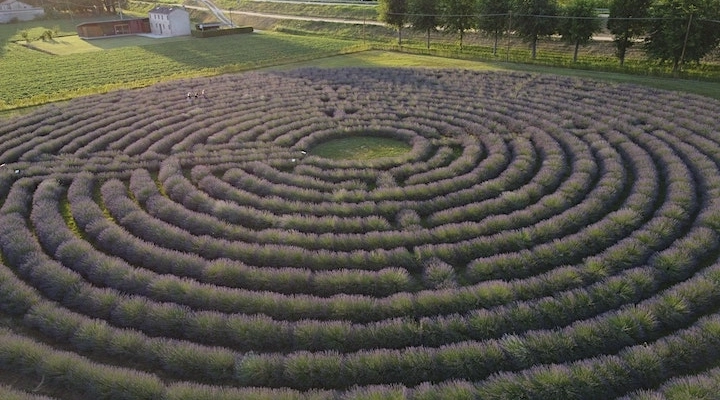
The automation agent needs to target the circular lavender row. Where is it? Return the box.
[1,68,720,399]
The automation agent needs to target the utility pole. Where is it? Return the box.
[363,7,366,44]
[505,12,512,62]
[677,12,693,76]
[66,0,73,23]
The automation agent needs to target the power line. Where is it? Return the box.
[388,11,687,22]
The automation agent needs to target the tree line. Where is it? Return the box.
[379,0,720,72]
[39,0,123,17]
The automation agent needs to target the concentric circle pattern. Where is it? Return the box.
[2,68,720,399]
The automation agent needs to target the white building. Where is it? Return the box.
[148,6,190,37]
[0,0,44,23]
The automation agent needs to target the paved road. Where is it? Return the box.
[248,0,376,6]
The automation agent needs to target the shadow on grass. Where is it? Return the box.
[0,15,122,56]
[80,34,193,50]
[137,31,359,70]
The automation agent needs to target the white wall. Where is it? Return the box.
[167,10,190,36]
[149,9,190,37]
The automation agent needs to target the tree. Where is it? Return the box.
[644,0,720,74]
[477,0,512,55]
[44,0,105,14]
[607,0,652,65]
[558,0,602,62]
[408,0,439,49]
[440,0,477,50]
[379,0,408,46]
[102,0,116,14]
[512,0,559,59]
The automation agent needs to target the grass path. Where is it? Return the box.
[262,50,506,71]
[265,50,720,101]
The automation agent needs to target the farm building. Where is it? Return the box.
[0,0,44,23]
[149,6,191,37]
[76,18,150,39]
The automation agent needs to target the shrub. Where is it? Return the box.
[283,351,346,390]
[110,296,150,328]
[646,367,720,400]
[0,265,40,315]
[435,341,507,382]
[225,314,293,351]
[234,352,286,388]
[167,382,332,400]
[0,329,166,400]
[422,257,457,290]
[157,340,235,383]
[412,380,476,400]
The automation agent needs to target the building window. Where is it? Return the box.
[114,23,130,35]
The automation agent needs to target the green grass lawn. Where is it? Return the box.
[309,136,413,160]
[0,29,363,111]
[262,50,505,70]
[2,14,720,113]
[27,34,194,55]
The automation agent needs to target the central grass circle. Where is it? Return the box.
[309,136,412,160]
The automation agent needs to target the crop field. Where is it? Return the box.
[1,66,720,399]
[0,30,361,111]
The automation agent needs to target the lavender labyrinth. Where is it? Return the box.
[1,68,720,400]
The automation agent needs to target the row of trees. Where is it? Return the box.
[40,0,123,15]
[379,0,720,71]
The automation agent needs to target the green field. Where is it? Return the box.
[2,15,720,113]
[27,34,194,55]
[0,22,363,110]
[310,136,413,160]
